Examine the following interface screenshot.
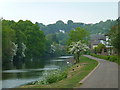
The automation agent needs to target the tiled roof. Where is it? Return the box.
[91,40,100,45]
[90,34,106,41]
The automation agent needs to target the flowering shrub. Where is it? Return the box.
[35,69,67,85]
[68,40,89,63]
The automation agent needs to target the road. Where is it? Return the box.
[80,55,118,88]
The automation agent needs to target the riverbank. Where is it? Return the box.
[19,56,98,88]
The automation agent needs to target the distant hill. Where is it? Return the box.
[36,19,117,35]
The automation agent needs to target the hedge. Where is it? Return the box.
[90,53,120,65]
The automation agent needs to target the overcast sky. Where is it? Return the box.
[0,0,118,25]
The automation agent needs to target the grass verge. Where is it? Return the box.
[19,56,98,88]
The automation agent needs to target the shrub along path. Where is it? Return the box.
[79,55,118,88]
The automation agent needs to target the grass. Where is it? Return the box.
[19,56,98,88]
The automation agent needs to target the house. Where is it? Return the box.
[90,34,116,55]
[90,34,106,49]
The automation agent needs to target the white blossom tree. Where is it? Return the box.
[68,40,89,63]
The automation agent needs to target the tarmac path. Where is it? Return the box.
[80,55,118,88]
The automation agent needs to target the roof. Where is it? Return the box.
[91,40,101,45]
[90,34,106,41]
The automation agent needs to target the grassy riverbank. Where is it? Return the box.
[19,56,98,88]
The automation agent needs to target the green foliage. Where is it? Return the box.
[2,19,69,66]
[94,43,106,54]
[109,18,120,54]
[46,71,67,84]
[35,70,67,84]
[2,19,47,65]
[15,20,46,58]
[46,34,59,44]
[68,27,89,45]
[2,20,16,63]
[67,27,89,63]
[25,29,46,58]
[45,32,69,57]
[56,32,69,45]
[87,20,117,34]
[36,20,117,35]
[90,53,119,65]
[35,20,117,54]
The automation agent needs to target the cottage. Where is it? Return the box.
[90,34,116,55]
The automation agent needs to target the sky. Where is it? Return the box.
[0,0,119,25]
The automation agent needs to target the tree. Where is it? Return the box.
[109,18,120,54]
[68,41,89,63]
[68,27,89,45]
[13,30,27,62]
[25,28,46,58]
[94,43,106,54]
[2,19,47,65]
[2,20,16,63]
[67,20,73,25]
[46,34,59,44]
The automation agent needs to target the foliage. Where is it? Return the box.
[49,42,67,57]
[36,20,116,48]
[2,20,47,65]
[45,32,69,56]
[68,27,89,45]
[2,19,69,65]
[67,27,89,63]
[90,53,119,65]
[37,20,117,35]
[13,30,27,61]
[68,41,89,63]
[109,18,120,54]
[35,69,67,84]
[2,20,16,63]
[94,43,106,54]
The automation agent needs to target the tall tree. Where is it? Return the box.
[109,18,120,54]
[68,27,89,45]
[2,20,16,63]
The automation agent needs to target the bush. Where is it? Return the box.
[46,71,67,83]
[35,69,67,85]
[90,53,119,65]
[109,56,118,62]
[101,55,110,60]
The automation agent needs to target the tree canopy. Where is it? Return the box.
[2,20,47,65]
[37,20,117,35]
[2,19,68,66]
[109,18,120,54]
[68,27,89,45]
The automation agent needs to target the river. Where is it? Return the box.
[2,56,73,88]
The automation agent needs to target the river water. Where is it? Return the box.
[2,56,73,88]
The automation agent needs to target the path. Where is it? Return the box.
[79,55,118,88]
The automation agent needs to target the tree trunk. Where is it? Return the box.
[76,51,80,63]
